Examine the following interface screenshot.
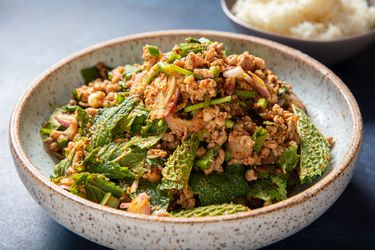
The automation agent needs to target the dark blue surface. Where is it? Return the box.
[0,0,374,249]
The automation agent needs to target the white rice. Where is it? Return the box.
[232,0,375,40]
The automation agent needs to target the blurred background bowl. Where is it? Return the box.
[221,0,375,65]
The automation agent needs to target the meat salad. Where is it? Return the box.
[41,38,331,217]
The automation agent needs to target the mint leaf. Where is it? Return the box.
[117,102,148,133]
[75,107,90,136]
[248,175,287,202]
[53,173,125,203]
[134,180,170,212]
[160,135,200,190]
[189,164,250,205]
[90,96,139,147]
[277,145,299,173]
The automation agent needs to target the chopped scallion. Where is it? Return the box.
[234,90,257,99]
[184,96,232,112]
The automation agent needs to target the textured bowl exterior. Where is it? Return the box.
[9,30,362,249]
[221,0,375,64]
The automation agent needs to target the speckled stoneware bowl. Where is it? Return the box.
[221,0,375,64]
[9,30,362,249]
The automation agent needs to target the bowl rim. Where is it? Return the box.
[221,0,375,43]
[9,29,362,224]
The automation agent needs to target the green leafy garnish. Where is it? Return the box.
[76,107,90,136]
[117,102,148,133]
[90,96,139,147]
[189,164,250,205]
[292,105,330,184]
[81,64,111,84]
[248,175,287,202]
[128,134,165,149]
[160,135,200,190]
[277,145,299,173]
[122,65,141,80]
[172,203,248,217]
[84,141,147,179]
[140,119,168,137]
[40,108,66,138]
[134,180,170,212]
[53,173,125,204]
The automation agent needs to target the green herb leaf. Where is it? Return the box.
[247,175,287,202]
[140,119,168,137]
[75,107,90,136]
[122,65,141,81]
[277,145,299,173]
[128,134,164,149]
[189,164,250,205]
[292,105,330,184]
[160,135,200,190]
[116,101,149,133]
[85,141,147,179]
[86,161,134,179]
[134,180,170,212]
[60,173,125,203]
[172,203,248,217]
[81,64,112,84]
[40,107,66,138]
[90,96,139,147]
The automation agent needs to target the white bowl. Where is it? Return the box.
[9,30,362,249]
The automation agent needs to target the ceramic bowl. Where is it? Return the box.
[9,30,362,249]
[221,0,375,65]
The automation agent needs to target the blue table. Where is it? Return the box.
[1,0,374,249]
